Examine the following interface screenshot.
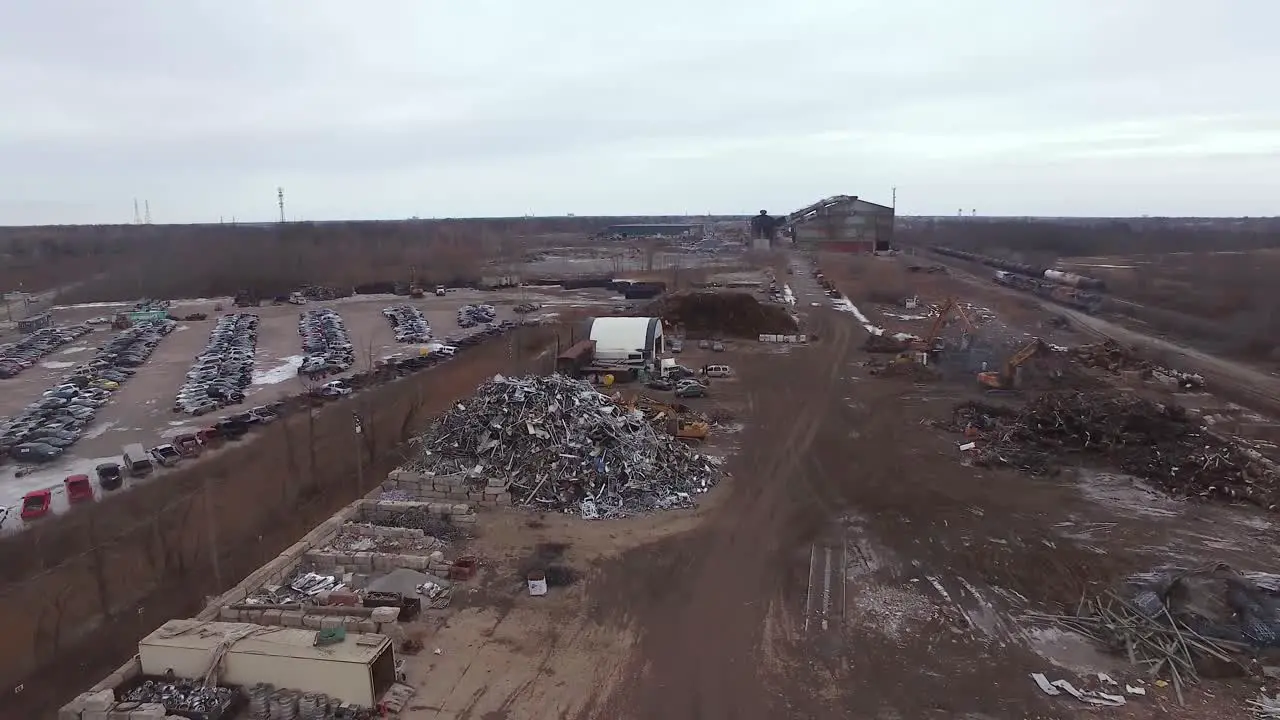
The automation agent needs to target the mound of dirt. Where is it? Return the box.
[646,291,797,338]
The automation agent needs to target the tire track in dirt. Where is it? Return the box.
[588,308,861,720]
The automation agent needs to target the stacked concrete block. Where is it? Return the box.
[217,607,381,634]
[383,468,511,508]
[358,498,479,525]
[344,522,431,542]
[304,549,440,573]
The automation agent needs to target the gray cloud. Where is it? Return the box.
[1,0,1276,223]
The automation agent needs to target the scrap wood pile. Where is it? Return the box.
[402,374,721,518]
[645,291,797,338]
[944,391,1278,507]
[1070,340,1205,389]
[1027,564,1280,705]
[623,394,709,428]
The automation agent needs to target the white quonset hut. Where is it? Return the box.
[587,316,665,365]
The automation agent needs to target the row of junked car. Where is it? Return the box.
[298,308,354,377]
[173,313,258,415]
[0,319,175,464]
[13,405,284,522]
[456,304,496,328]
[0,324,94,378]
[383,305,432,343]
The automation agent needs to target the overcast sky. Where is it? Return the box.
[2,1,1276,224]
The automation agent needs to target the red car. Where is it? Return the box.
[20,489,52,521]
[64,474,94,504]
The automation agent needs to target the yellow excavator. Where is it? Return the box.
[978,338,1050,390]
[913,297,976,354]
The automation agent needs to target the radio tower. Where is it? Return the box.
[277,187,286,223]
[144,200,151,224]
[133,199,142,224]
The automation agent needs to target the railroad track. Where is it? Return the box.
[803,532,848,635]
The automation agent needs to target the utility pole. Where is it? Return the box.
[353,412,364,494]
[892,187,897,210]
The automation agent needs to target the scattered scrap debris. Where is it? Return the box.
[1251,692,1280,718]
[1025,564,1271,705]
[1070,340,1205,389]
[645,291,797,338]
[121,677,239,718]
[942,391,1278,507]
[320,523,444,554]
[1030,673,1126,707]
[402,374,722,518]
[378,508,470,541]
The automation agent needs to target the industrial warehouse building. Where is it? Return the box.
[788,195,894,253]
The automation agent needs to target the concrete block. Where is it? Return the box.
[281,610,305,627]
[370,606,400,623]
[453,514,477,524]
[58,704,84,720]
[320,616,344,630]
[335,552,354,565]
[129,704,168,719]
[218,607,239,621]
[486,477,507,489]
[83,689,116,711]
[109,708,133,720]
[243,609,264,624]
[357,619,378,633]
[261,609,283,626]
[303,614,324,629]
[428,561,453,574]
[452,503,471,515]
[82,711,109,720]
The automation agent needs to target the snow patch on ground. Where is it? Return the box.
[82,421,119,440]
[40,360,76,369]
[252,355,304,385]
[58,345,90,355]
[782,285,796,306]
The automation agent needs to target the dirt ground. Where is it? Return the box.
[350,252,1280,720]
[0,286,618,523]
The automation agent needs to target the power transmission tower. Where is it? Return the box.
[144,200,151,224]
[277,187,286,223]
[134,199,141,224]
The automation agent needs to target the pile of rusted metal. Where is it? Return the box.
[1069,340,1152,373]
[945,391,1277,507]
[1027,563,1279,705]
[645,291,797,338]
[1069,340,1205,389]
[403,374,722,518]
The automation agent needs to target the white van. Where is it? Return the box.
[122,443,154,476]
[704,365,733,378]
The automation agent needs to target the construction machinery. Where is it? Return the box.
[978,338,1051,390]
[915,297,975,353]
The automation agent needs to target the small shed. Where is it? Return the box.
[17,313,51,333]
[137,620,396,708]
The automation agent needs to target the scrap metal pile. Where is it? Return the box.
[945,391,1278,507]
[1070,340,1205,389]
[645,291,797,338]
[1027,564,1279,705]
[403,374,721,517]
